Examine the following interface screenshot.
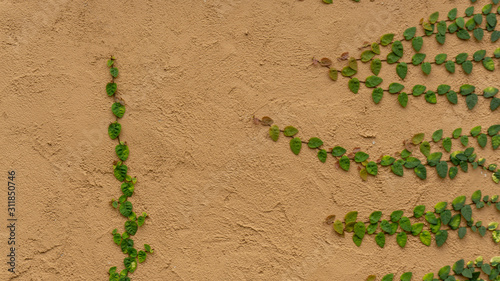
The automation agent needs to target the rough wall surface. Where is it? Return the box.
[0,0,499,280]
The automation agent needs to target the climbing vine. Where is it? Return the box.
[367,256,500,281]
[106,57,153,281]
[256,117,500,183]
[326,190,500,249]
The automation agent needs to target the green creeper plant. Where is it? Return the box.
[106,57,153,281]
[326,190,500,249]
[257,117,500,183]
[322,0,359,4]
[367,256,500,281]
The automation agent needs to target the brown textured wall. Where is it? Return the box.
[0,0,499,280]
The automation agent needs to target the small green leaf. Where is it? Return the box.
[361,50,376,62]
[388,83,404,94]
[420,141,431,157]
[138,251,147,263]
[348,78,360,94]
[390,210,404,222]
[354,152,369,163]
[333,220,344,234]
[436,161,448,178]
[442,137,452,152]
[328,69,338,81]
[412,36,423,52]
[436,230,448,247]
[110,67,119,78]
[114,163,128,182]
[445,60,455,73]
[283,126,299,137]
[411,53,426,65]
[432,129,443,142]
[375,232,386,248]
[125,220,138,235]
[120,201,133,217]
[465,94,478,110]
[106,83,117,96]
[448,8,457,20]
[380,33,395,46]
[414,164,427,180]
[425,91,436,104]
[269,125,280,142]
[112,103,126,118]
[391,161,404,177]
[108,122,122,140]
[370,59,382,76]
[308,137,323,149]
[403,27,416,40]
[366,162,378,176]
[332,146,346,157]
[484,87,499,98]
[412,85,426,96]
[365,76,383,88]
[345,211,358,224]
[462,60,473,74]
[412,133,425,144]
[115,143,130,161]
[339,156,350,171]
[452,195,466,210]
[470,125,481,136]
[290,138,302,155]
[413,205,425,218]
[380,155,395,166]
[421,62,431,75]
[398,92,408,108]
[411,223,424,235]
[396,232,407,248]
[483,57,495,71]
[419,230,431,246]
[460,135,469,146]
[372,88,383,104]
[317,149,327,163]
[396,62,407,80]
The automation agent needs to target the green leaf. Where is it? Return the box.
[495,47,500,58]
[421,62,431,75]
[138,251,147,263]
[123,257,137,273]
[483,57,495,71]
[436,161,448,179]
[436,229,450,246]
[452,259,465,275]
[412,85,426,96]
[361,50,376,62]
[388,83,404,94]
[491,98,500,111]
[427,152,442,167]
[445,91,457,104]
[400,272,412,281]
[473,28,484,41]
[448,8,457,20]
[283,126,299,137]
[372,88,383,104]
[106,83,117,96]
[435,54,447,65]
[396,232,407,248]
[432,129,443,142]
[445,60,455,73]
[332,146,346,157]
[466,94,478,110]
[354,222,366,239]
[442,137,452,152]
[114,163,128,182]
[456,53,468,65]
[115,143,130,161]
[412,133,425,144]
[341,66,356,77]
[308,137,323,149]
[460,135,469,146]
[403,27,416,40]
[492,135,500,149]
[484,87,499,98]
[478,133,487,147]
[391,161,404,177]
[414,164,427,180]
[470,125,481,136]
[413,205,425,218]
[328,68,338,81]
[370,59,382,76]
[371,42,381,55]
[483,3,493,14]
[289,138,302,155]
[110,67,119,78]
[354,152,369,163]
[425,91,436,104]
[457,29,470,40]
[120,181,135,198]
[381,274,394,281]
[411,53,426,65]
[108,122,122,140]
[404,157,420,168]
[375,232,386,248]
[112,103,126,118]
[120,201,133,217]
[462,60,473,74]
[339,156,350,171]
[348,78,360,94]
[369,211,382,224]
[412,36,423,52]
[380,155,395,166]
[269,125,280,142]
[438,265,451,279]
[345,211,358,224]
[437,84,450,95]
[399,217,412,232]
[461,205,472,222]
[419,230,431,246]
[492,31,500,43]
[398,92,408,108]
[473,50,486,61]
[391,41,403,57]
[420,141,430,157]
[460,84,476,96]
[390,210,403,222]
[125,220,138,235]
[411,224,424,237]
[365,76,383,88]
[366,161,378,176]
[452,196,466,210]
[380,33,395,46]
[386,52,400,64]
[396,62,407,80]
[333,220,344,234]
[471,190,482,204]
[317,149,327,163]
